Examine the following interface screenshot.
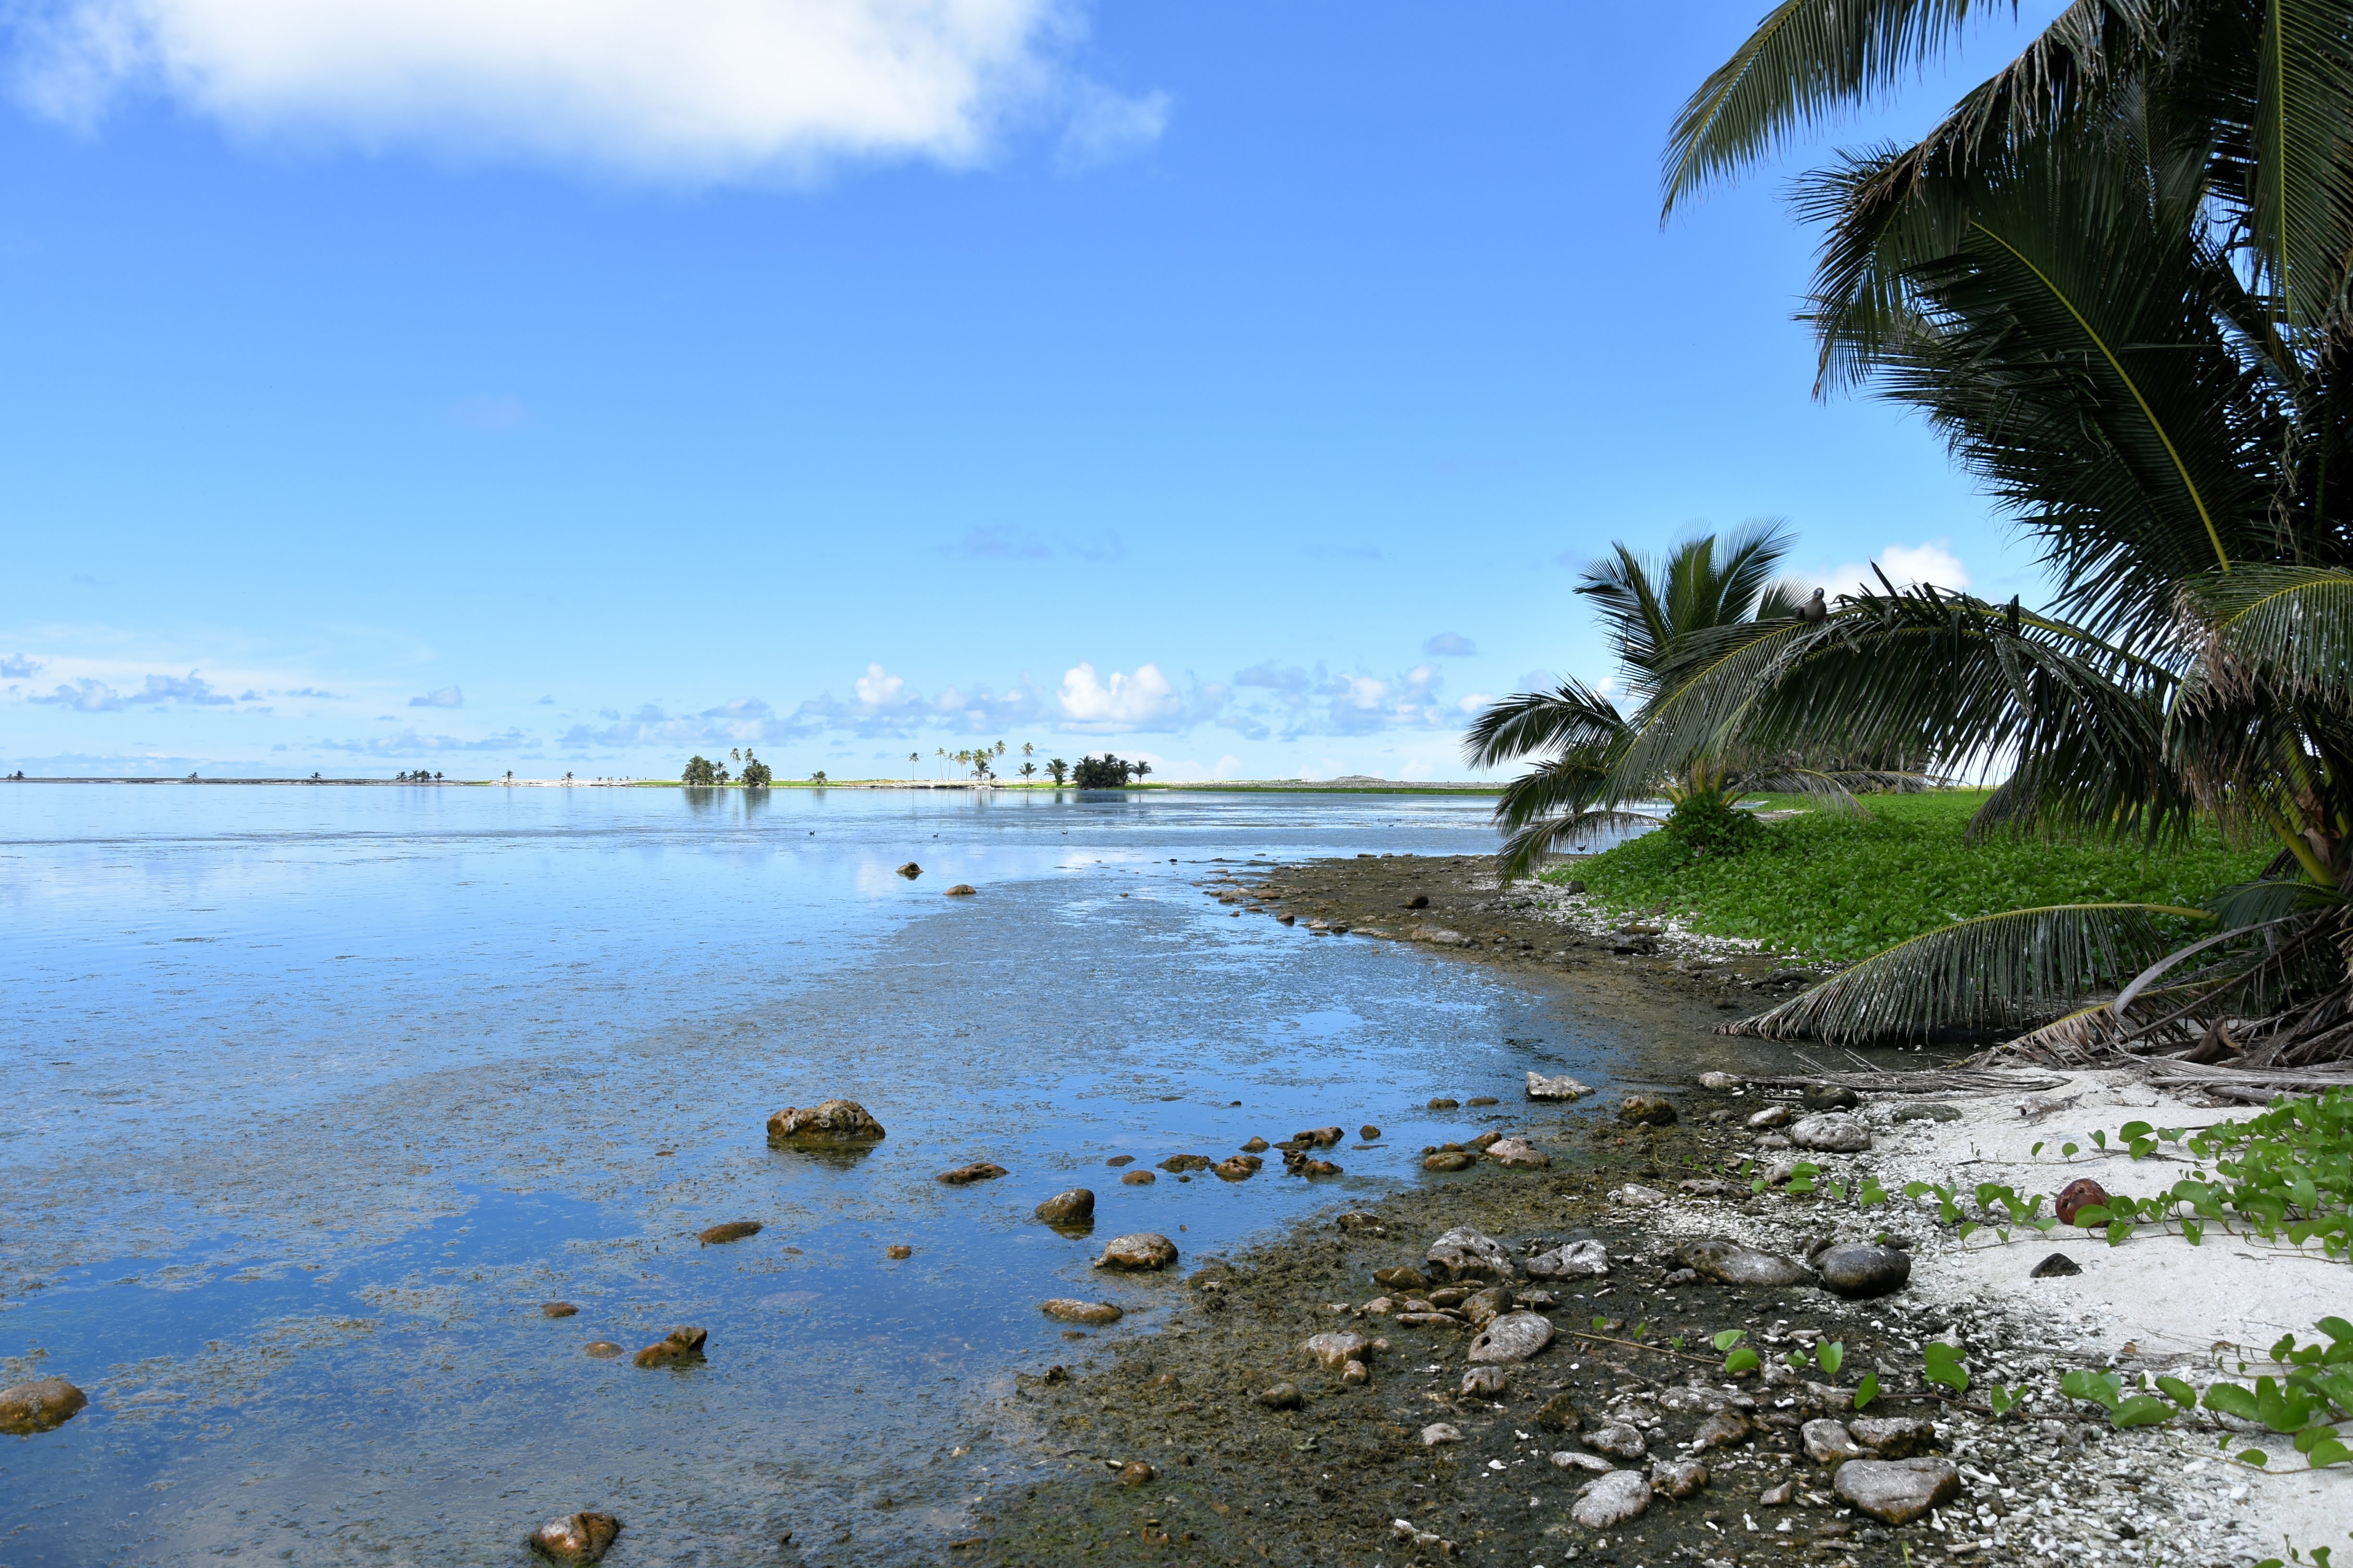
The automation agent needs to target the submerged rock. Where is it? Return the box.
[1094,1233,1178,1271]
[1526,1071,1594,1101]
[0,1377,86,1436]
[896,862,922,879]
[1240,1136,1270,1153]
[1426,1225,1516,1280]
[766,1099,886,1148]
[1571,1470,1653,1529]
[1678,1238,1811,1288]
[540,1301,579,1318]
[1833,1458,1962,1525]
[1526,1240,1609,1279]
[1610,1183,1668,1207]
[632,1327,707,1369]
[936,1162,1009,1186]
[1293,1126,1345,1148]
[1120,1170,1156,1185]
[1618,1094,1678,1127]
[1041,1299,1123,1326]
[1816,1243,1911,1299]
[1213,1155,1262,1180]
[528,1511,621,1565]
[1467,1311,1555,1364]
[1426,1097,1460,1110]
[697,1220,762,1245]
[1158,1154,1214,1173]
[1034,1189,1096,1226]
[944,884,977,896]
[582,1342,624,1359]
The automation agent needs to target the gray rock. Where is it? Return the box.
[1527,1071,1594,1101]
[1610,1183,1668,1207]
[1849,1416,1938,1457]
[1697,1071,1742,1090]
[1746,1104,1793,1129]
[1787,1113,1872,1153]
[1803,1083,1860,1111]
[1461,1285,1512,1327]
[1094,1233,1179,1271]
[1527,1240,1610,1279]
[1302,1332,1371,1371]
[1261,1381,1305,1410]
[1759,1478,1796,1507]
[1817,1243,1911,1299]
[1650,1458,1709,1498]
[528,1511,621,1564]
[1034,1188,1096,1226]
[1571,1470,1653,1529]
[0,1377,86,1436]
[1484,1137,1551,1169]
[766,1098,887,1146]
[1040,1299,1123,1325]
[1551,1449,1612,1473]
[1833,1458,1962,1525]
[1467,1310,1555,1364]
[2031,1252,2082,1277]
[1802,1419,1865,1465]
[1677,1238,1811,1288]
[1419,1421,1463,1445]
[1535,1391,1584,1432]
[1892,1102,1962,1123]
[1585,1422,1648,1460]
[1426,1225,1516,1280]
[1460,1365,1509,1398]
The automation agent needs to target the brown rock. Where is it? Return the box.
[1460,1364,1509,1398]
[1618,1094,1678,1127]
[944,884,977,896]
[1849,1416,1938,1458]
[1105,1154,1134,1166]
[698,1220,762,1244]
[1298,1157,1342,1177]
[1359,1124,1381,1140]
[1212,1156,1261,1180]
[528,1511,621,1564]
[1157,1154,1213,1173]
[937,1162,1008,1186]
[1651,1458,1709,1498]
[540,1301,579,1318]
[1240,1136,1270,1153]
[0,1377,86,1435]
[1294,1126,1345,1147]
[1465,1095,1498,1107]
[583,1341,624,1359]
[1424,1150,1475,1171]
[1034,1188,1096,1225]
[1041,1299,1123,1326]
[1692,1408,1753,1448]
[1094,1233,1179,1271]
[766,1098,887,1147]
[1259,1381,1304,1410]
[1373,1265,1429,1291]
[1116,1460,1154,1488]
[1120,1169,1156,1185]
[1426,1097,1459,1110]
[886,1244,913,1259]
[896,862,922,878]
[632,1327,708,1369]
[1535,1392,1583,1433]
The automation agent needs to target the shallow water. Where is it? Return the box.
[0,786,1669,1565]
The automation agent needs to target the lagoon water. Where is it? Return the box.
[0,786,1672,1565]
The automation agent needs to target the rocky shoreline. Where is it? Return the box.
[967,854,2346,1568]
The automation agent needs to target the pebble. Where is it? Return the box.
[1586,1422,1647,1459]
[1802,1419,1866,1465]
[1759,1478,1795,1506]
[1121,1170,1157,1185]
[1535,1392,1584,1432]
[1419,1422,1464,1446]
[1617,1094,1678,1127]
[1697,1071,1742,1090]
[1041,1300,1123,1326]
[1094,1233,1179,1271]
[1360,1124,1381,1139]
[1551,1449,1611,1474]
[1571,1470,1653,1528]
[1467,1310,1555,1364]
[0,1377,86,1436]
[1483,1137,1550,1169]
[1526,1071,1594,1102]
[528,1510,621,1565]
[1832,1457,1961,1525]
[1260,1381,1305,1410]
[1610,1183,1668,1207]
[1691,1408,1752,1448]
[1426,1225,1516,1280]
[540,1302,579,1318]
[1034,1189,1096,1226]
[1816,1243,1911,1299]
[632,1327,708,1369]
[937,1162,1008,1186]
[1341,1359,1369,1385]
[1677,1238,1811,1287]
[1526,1240,1609,1279]
[1746,1104,1794,1129]
[1650,1458,1708,1498]
[766,1098,887,1147]
[1116,1459,1154,1488]
[886,1244,913,1259]
[697,1220,762,1244]
[1849,1416,1937,1457]
[1787,1113,1872,1153]
[2031,1252,2082,1277]
[1461,1285,1512,1327]
[1426,1097,1460,1110]
[583,1342,624,1359]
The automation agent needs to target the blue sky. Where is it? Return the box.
[0,0,2066,781]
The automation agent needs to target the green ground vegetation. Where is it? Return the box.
[1545,790,2269,964]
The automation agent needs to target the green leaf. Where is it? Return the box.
[1817,1340,1844,1378]
[2238,1448,2270,1467]
[2157,1375,2198,1410]
[2205,1382,2263,1422]
[1724,1347,1761,1375]
[2111,1395,2176,1428]
[2319,1316,2353,1344]
[2307,1437,2353,1468]
[1713,1329,1746,1352]
[1923,1342,1970,1395]
[1853,1372,1880,1411]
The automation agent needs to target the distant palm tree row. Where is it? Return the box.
[673,742,1154,789]
[1470,0,2353,1064]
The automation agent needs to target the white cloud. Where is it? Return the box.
[1423,632,1476,657]
[0,653,43,678]
[1804,538,1972,598]
[1056,661,1183,731]
[12,0,1163,182]
[852,661,908,708]
[408,684,463,707]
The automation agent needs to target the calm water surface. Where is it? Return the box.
[0,786,1673,1565]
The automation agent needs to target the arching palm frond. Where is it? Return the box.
[1723,902,2209,1041]
[1463,680,1624,771]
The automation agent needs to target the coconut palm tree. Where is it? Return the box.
[1625,0,2353,1060]
[1466,524,1916,873]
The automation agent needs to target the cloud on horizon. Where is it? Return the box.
[9,0,1166,183]
[938,525,1125,563]
[1801,538,1972,598]
[409,685,464,708]
[1423,632,1476,657]
[0,653,44,678]
[29,670,241,711]
[319,727,529,754]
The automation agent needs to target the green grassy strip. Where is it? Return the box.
[1541,790,2271,962]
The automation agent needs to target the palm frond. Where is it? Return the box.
[1722,901,2208,1042]
[2181,565,2353,705]
[1462,681,1625,769]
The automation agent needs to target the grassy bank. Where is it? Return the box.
[1541,789,2270,963]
